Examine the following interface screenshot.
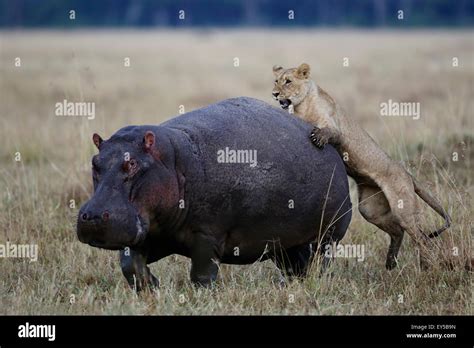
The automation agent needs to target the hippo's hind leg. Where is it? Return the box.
[273,243,315,280]
[119,249,159,291]
[274,212,352,280]
[318,205,353,274]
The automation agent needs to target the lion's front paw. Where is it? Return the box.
[310,127,330,149]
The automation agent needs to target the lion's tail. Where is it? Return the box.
[411,176,451,238]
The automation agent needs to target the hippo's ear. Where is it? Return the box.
[143,131,155,151]
[92,133,103,149]
[273,65,283,77]
[296,63,310,79]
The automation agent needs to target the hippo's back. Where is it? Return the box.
[161,97,351,250]
[163,97,318,154]
[162,97,347,194]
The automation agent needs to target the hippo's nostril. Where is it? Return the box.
[81,213,88,221]
[102,211,110,221]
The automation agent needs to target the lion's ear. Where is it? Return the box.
[273,65,283,77]
[296,63,311,79]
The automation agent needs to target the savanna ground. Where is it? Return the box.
[0,30,472,315]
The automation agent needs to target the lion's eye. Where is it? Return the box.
[285,79,292,85]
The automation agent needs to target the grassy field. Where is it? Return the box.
[0,30,472,315]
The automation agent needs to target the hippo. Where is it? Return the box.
[76,97,352,290]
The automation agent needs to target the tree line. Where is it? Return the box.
[1,0,472,28]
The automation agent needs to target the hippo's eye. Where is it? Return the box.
[123,158,138,174]
[285,79,292,85]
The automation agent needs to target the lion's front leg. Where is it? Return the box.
[310,127,341,149]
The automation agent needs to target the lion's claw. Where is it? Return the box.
[310,127,328,149]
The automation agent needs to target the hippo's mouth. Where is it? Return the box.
[279,99,292,109]
[89,239,124,250]
[78,213,149,250]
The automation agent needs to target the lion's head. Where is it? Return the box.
[272,63,312,110]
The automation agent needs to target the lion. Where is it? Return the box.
[271,63,451,269]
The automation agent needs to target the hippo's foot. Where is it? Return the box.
[272,271,288,289]
[190,273,218,288]
[319,255,335,278]
[120,249,159,292]
[190,232,220,287]
[385,256,398,270]
[310,127,331,149]
[272,244,314,281]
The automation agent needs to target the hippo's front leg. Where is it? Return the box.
[190,232,220,287]
[119,249,159,291]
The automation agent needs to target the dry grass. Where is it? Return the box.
[0,29,472,315]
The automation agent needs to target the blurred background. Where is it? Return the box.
[1,0,473,27]
[0,0,472,315]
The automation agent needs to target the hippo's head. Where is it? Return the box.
[77,129,179,250]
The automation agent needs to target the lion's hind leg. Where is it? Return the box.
[358,183,405,269]
[374,172,434,269]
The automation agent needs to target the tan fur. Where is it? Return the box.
[272,63,451,269]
